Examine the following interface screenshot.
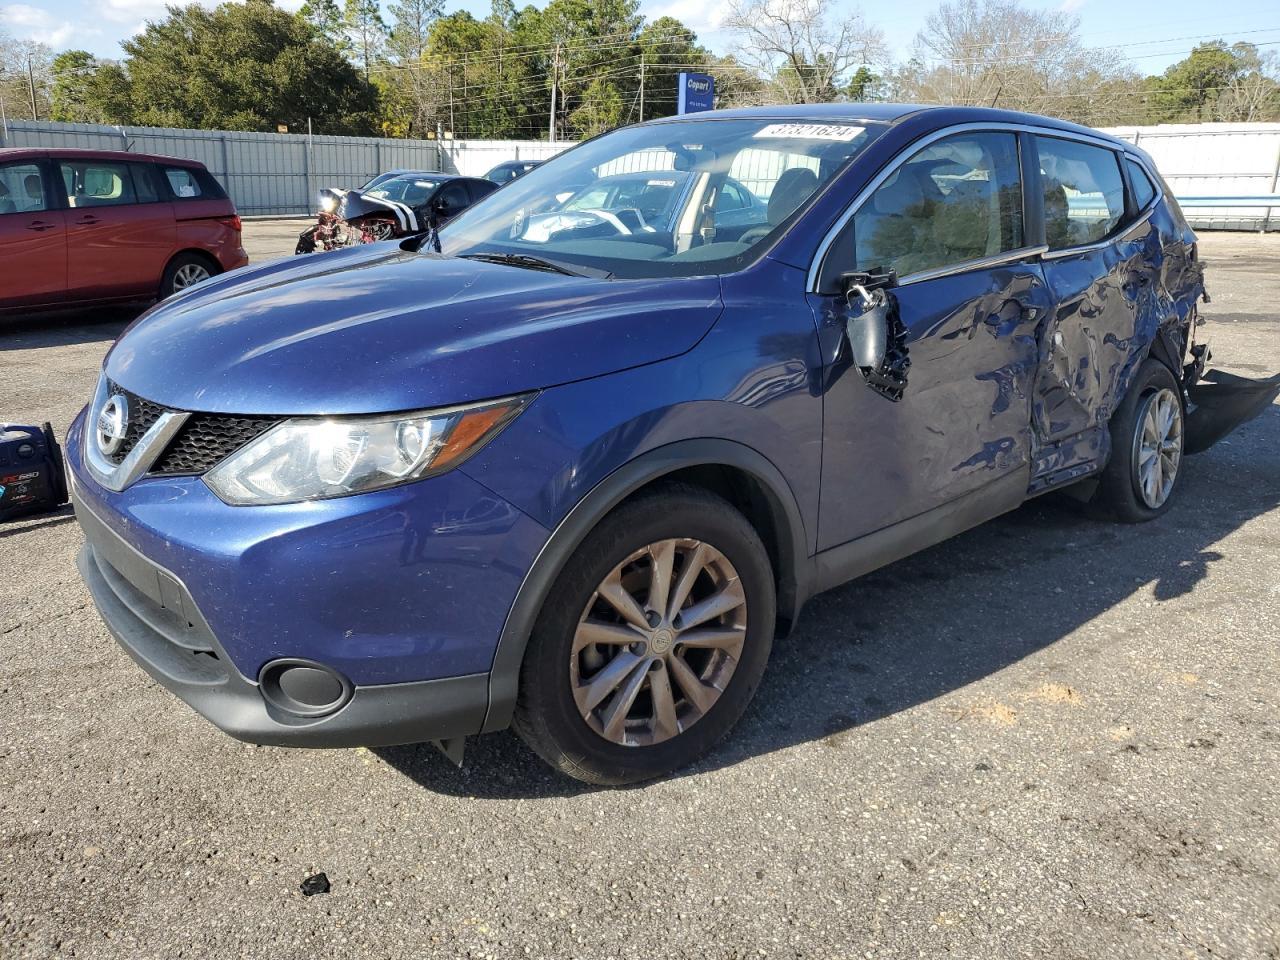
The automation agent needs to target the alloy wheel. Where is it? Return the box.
[1133,386,1183,509]
[172,262,211,291]
[570,538,748,747]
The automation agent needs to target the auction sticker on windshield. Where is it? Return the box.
[754,123,865,141]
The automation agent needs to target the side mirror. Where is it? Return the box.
[840,270,909,402]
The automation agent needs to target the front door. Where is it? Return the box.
[0,160,68,309]
[812,130,1053,551]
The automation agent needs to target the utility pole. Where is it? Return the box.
[638,59,645,121]
[27,57,38,120]
[549,42,560,143]
[448,65,455,137]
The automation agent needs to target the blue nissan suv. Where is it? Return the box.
[70,104,1267,784]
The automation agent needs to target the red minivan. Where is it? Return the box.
[0,148,248,315]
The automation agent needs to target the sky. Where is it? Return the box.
[2,0,1277,77]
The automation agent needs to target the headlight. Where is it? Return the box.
[319,191,340,214]
[205,395,531,506]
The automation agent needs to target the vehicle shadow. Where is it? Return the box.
[377,404,1280,799]
[0,305,142,351]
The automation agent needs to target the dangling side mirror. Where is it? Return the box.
[840,269,909,402]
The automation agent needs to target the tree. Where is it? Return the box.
[117,0,378,133]
[299,0,348,51]
[51,50,97,122]
[722,0,886,104]
[570,76,624,135]
[0,28,54,120]
[344,0,388,79]
[890,0,1136,125]
[388,0,442,64]
[1145,41,1280,123]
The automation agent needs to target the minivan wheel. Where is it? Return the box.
[513,484,775,785]
[1090,358,1186,523]
[160,253,215,298]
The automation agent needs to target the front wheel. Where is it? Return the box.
[513,484,775,785]
[1090,358,1186,522]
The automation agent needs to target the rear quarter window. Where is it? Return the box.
[163,166,226,201]
[1127,158,1157,211]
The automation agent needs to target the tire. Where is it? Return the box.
[1090,358,1186,523]
[159,253,216,299]
[513,483,776,785]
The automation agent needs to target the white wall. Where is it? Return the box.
[1102,122,1280,230]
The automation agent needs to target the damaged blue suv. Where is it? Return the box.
[70,105,1277,784]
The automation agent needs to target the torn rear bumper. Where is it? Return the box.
[1184,368,1280,455]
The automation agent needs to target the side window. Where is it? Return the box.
[130,163,160,203]
[164,167,203,199]
[718,181,747,211]
[0,162,48,214]
[1127,158,1157,211]
[1034,137,1125,249]
[853,132,1024,278]
[59,161,138,208]
[436,181,469,212]
[466,179,496,203]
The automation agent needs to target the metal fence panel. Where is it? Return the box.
[1103,122,1280,230]
[0,120,574,215]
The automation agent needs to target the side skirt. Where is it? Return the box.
[806,467,1029,598]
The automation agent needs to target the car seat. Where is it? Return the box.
[737,167,819,244]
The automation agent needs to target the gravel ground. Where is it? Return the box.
[1,228,1278,960]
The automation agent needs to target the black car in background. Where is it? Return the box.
[484,160,542,184]
[296,173,498,253]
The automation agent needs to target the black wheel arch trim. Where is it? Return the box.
[481,438,811,733]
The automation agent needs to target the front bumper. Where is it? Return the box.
[75,495,489,747]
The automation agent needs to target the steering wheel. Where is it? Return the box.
[737,223,773,245]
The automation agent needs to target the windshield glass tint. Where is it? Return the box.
[438,118,886,279]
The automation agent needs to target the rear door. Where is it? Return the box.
[0,158,68,309]
[1030,135,1144,479]
[812,130,1052,550]
[58,157,175,299]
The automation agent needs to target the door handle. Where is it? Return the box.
[75,215,102,225]
[26,220,57,232]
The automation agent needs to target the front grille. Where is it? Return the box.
[105,381,280,476]
[153,414,281,475]
[106,381,164,464]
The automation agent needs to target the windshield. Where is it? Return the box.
[369,177,440,206]
[438,118,886,279]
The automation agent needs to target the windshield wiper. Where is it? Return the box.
[459,252,612,280]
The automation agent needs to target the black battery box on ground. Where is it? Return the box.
[0,423,69,522]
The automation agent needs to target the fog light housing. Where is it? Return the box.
[259,659,352,718]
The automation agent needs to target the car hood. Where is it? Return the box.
[105,244,723,415]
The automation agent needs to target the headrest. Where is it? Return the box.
[768,167,819,225]
[23,174,41,201]
[872,168,926,214]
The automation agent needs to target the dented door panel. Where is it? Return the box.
[814,262,1052,551]
[1031,202,1202,483]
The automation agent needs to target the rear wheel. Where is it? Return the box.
[1090,358,1186,523]
[513,484,775,785]
[160,253,215,298]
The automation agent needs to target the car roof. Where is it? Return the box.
[649,102,1130,149]
[0,146,205,166]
